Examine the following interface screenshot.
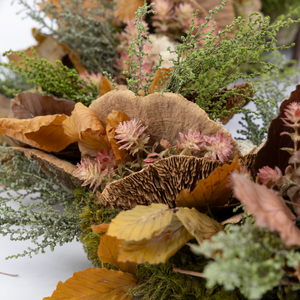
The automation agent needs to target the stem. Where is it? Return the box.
[0,272,18,277]
[284,199,300,208]
[172,265,206,278]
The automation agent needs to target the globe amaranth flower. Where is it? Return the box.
[115,119,150,155]
[75,147,116,193]
[204,132,233,163]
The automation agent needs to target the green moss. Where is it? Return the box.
[73,188,120,267]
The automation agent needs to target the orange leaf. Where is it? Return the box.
[32,28,46,44]
[117,215,193,264]
[43,267,137,300]
[99,76,116,96]
[92,223,110,234]
[105,110,130,161]
[148,68,171,94]
[176,156,241,212]
[98,233,137,275]
[0,115,74,152]
[233,173,300,247]
[62,103,111,152]
[114,0,144,23]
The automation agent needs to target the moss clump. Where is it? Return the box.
[73,188,120,267]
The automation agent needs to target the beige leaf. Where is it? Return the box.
[176,207,223,244]
[114,0,145,23]
[117,214,193,264]
[107,203,173,241]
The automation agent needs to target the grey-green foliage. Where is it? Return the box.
[0,147,81,259]
[14,0,118,75]
[124,1,163,96]
[157,2,300,120]
[0,66,34,98]
[237,50,300,146]
[192,218,300,300]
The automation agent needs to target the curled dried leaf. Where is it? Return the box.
[233,173,300,247]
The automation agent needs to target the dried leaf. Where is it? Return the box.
[232,173,300,247]
[107,203,173,241]
[148,68,171,94]
[62,103,111,152]
[0,115,74,152]
[176,207,223,244]
[92,223,110,234]
[43,267,137,300]
[105,110,130,161]
[8,36,65,66]
[0,94,11,118]
[254,85,300,174]
[114,0,144,23]
[100,76,116,96]
[98,233,137,275]
[61,44,87,74]
[11,92,75,119]
[176,155,241,212]
[117,214,193,264]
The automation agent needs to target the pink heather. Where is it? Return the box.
[115,119,150,155]
[204,132,233,163]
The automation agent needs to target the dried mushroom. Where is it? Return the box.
[87,90,241,159]
[99,155,225,210]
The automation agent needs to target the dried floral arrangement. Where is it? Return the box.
[2,0,300,299]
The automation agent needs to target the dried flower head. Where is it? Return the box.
[115,119,150,155]
[257,166,283,186]
[176,129,205,154]
[204,132,233,163]
[79,71,102,86]
[282,102,300,127]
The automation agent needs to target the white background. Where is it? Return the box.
[0,1,299,299]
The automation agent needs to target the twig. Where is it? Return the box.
[0,271,18,277]
[172,265,206,278]
[284,199,300,208]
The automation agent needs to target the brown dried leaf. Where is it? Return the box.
[254,85,300,174]
[176,155,241,212]
[62,103,110,152]
[0,115,74,152]
[114,0,144,23]
[233,173,300,247]
[117,214,193,264]
[61,44,87,74]
[99,76,116,96]
[107,203,173,241]
[148,68,171,94]
[98,233,137,275]
[43,267,137,300]
[11,92,75,119]
[176,207,223,244]
[105,110,130,161]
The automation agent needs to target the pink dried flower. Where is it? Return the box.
[204,132,233,163]
[257,166,283,186]
[226,166,252,189]
[79,71,102,86]
[96,147,116,171]
[282,102,300,126]
[176,129,205,153]
[151,0,174,32]
[175,3,194,29]
[160,138,170,148]
[115,119,150,155]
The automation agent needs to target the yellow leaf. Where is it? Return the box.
[114,0,144,23]
[107,203,173,241]
[92,223,110,234]
[98,233,137,275]
[105,110,130,161]
[43,267,137,300]
[148,68,171,94]
[0,115,74,152]
[99,76,116,96]
[117,214,193,264]
[176,207,223,244]
[62,103,111,152]
[176,155,241,211]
